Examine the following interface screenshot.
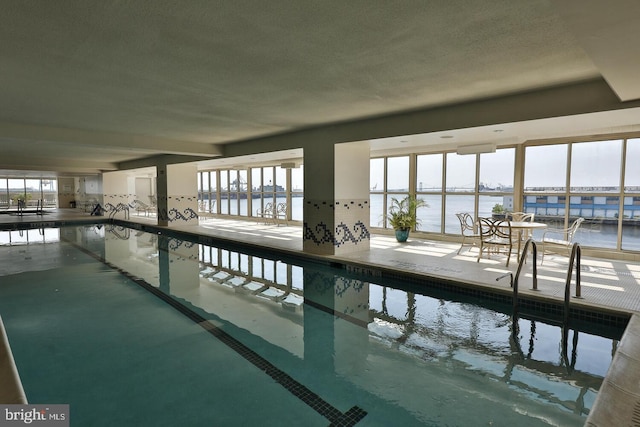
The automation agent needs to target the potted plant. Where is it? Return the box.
[386,195,428,242]
[10,193,30,209]
[492,203,506,219]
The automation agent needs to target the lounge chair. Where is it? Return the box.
[131,199,154,216]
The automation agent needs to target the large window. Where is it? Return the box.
[370,158,385,227]
[0,179,8,209]
[373,148,515,234]
[444,152,477,233]
[253,166,280,218]
[198,171,216,213]
[524,138,639,250]
[197,134,640,255]
[0,177,58,209]
[416,154,442,232]
[371,156,410,228]
[291,166,304,221]
[623,139,640,251]
[197,166,302,221]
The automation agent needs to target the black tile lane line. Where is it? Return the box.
[67,239,368,427]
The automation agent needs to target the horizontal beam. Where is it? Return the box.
[223,78,640,157]
[0,155,117,174]
[0,121,223,157]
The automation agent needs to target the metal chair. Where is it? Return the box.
[477,217,514,267]
[507,211,535,241]
[274,202,288,226]
[256,202,274,224]
[541,217,585,263]
[455,212,479,254]
[507,212,535,222]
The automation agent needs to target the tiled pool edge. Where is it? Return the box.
[586,313,640,426]
[116,219,635,329]
[0,217,108,231]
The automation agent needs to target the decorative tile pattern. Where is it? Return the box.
[303,221,370,247]
[159,195,199,225]
[304,199,370,254]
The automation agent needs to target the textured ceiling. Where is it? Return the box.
[0,0,638,175]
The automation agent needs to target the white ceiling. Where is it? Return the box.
[1,1,640,176]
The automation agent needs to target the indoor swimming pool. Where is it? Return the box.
[0,224,626,426]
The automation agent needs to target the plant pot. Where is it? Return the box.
[395,229,410,242]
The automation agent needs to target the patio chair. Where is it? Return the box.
[274,202,288,226]
[455,212,480,254]
[477,217,514,267]
[507,212,535,222]
[541,217,585,263]
[507,211,536,241]
[256,202,274,224]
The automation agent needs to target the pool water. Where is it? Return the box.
[0,225,623,426]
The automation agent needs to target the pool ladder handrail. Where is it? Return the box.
[496,238,538,314]
[563,242,582,325]
[497,239,582,322]
[105,224,131,240]
[108,203,130,220]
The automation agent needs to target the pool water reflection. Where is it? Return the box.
[0,224,624,426]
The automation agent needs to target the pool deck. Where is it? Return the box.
[1,208,639,424]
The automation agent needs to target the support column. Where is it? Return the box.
[303,142,370,255]
[157,163,198,227]
[102,171,130,216]
[158,234,199,297]
[303,267,370,375]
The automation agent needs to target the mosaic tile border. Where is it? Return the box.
[157,195,199,223]
[303,220,370,248]
[304,199,371,249]
[378,269,630,330]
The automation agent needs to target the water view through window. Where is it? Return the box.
[198,138,640,252]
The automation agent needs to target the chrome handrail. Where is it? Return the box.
[514,238,538,291]
[497,238,538,314]
[563,243,582,325]
[108,203,130,220]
